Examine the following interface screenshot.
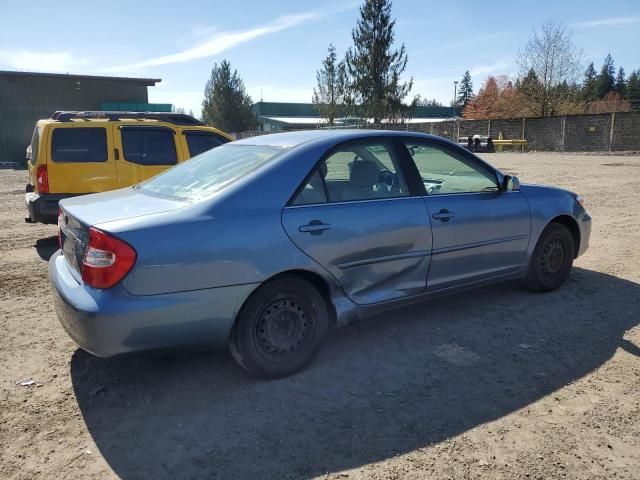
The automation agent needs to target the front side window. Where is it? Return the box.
[138,144,285,201]
[404,142,498,195]
[121,127,177,165]
[184,131,227,157]
[292,141,409,205]
[51,127,107,163]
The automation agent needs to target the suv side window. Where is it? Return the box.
[404,141,498,195]
[29,126,41,165]
[51,127,108,162]
[292,141,409,205]
[121,127,177,165]
[184,131,227,157]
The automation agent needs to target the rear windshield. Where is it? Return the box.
[137,144,285,201]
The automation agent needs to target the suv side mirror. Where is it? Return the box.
[502,175,520,192]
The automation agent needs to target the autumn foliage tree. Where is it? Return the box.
[587,91,632,114]
[463,76,534,119]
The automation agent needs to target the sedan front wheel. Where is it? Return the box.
[525,223,575,292]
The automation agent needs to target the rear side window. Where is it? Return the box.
[184,131,227,157]
[51,128,108,163]
[121,128,177,165]
[29,126,41,165]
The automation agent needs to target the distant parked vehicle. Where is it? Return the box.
[458,135,495,153]
[50,129,591,378]
[25,111,233,224]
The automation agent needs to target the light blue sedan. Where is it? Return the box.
[50,130,591,377]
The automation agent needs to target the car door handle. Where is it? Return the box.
[432,210,455,222]
[299,220,331,234]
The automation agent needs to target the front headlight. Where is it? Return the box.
[575,195,585,209]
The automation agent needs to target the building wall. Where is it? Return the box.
[0,74,151,164]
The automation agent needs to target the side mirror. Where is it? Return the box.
[502,175,520,192]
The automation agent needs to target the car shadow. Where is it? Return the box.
[34,235,58,261]
[70,267,639,479]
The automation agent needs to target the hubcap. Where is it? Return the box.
[540,239,565,277]
[256,299,308,356]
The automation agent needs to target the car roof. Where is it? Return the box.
[232,129,443,148]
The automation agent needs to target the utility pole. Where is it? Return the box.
[453,81,458,116]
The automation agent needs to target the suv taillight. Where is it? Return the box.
[36,165,49,193]
[82,227,137,289]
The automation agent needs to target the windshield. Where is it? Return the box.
[137,144,285,201]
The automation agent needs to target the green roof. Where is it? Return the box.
[252,101,456,119]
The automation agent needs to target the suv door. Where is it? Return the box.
[400,140,530,292]
[282,140,432,305]
[112,123,180,187]
[47,123,118,194]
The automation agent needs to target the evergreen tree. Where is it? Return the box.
[312,44,347,125]
[627,70,640,101]
[201,60,256,132]
[456,71,474,107]
[518,68,544,113]
[615,67,626,97]
[345,0,412,123]
[582,62,598,102]
[415,95,444,107]
[595,54,616,99]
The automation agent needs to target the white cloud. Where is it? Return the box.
[415,33,508,55]
[470,61,511,77]
[102,11,323,73]
[0,49,87,72]
[571,17,640,28]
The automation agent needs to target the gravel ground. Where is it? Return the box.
[0,152,639,480]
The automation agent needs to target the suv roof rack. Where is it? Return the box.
[50,111,204,126]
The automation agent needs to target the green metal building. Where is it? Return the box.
[0,71,162,165]
[252,101,458,132]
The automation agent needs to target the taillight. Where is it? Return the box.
[82,227,137,289]
[36,165,49,193]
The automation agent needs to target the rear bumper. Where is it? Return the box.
[48,251,258,357]
[25,191,76,224]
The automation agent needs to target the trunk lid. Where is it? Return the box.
[58,187,188,276]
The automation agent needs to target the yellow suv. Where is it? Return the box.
[25,111,233,223]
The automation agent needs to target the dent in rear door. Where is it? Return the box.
[282,198,432,305]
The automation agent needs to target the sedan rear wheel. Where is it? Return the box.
[525,223,575,292]
[230,275,329,378]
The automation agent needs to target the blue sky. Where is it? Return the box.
[1,0,639,113]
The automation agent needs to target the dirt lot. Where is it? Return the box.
[0,152,639,480]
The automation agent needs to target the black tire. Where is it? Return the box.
[525,223,575,292]
[229,275,329,378]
